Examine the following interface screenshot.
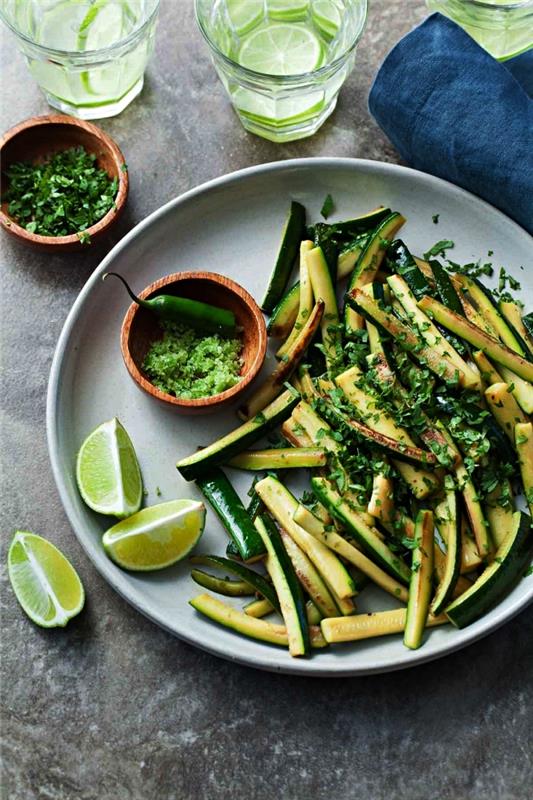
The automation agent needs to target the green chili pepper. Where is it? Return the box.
[103,272,236,335]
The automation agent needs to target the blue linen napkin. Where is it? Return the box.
[369,13,533,235]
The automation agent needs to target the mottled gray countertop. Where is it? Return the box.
[1,2,531,799]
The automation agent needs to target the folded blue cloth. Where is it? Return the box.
[369,13,533,235]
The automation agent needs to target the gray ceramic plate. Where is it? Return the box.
[47,158,533,676]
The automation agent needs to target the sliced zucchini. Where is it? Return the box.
[196,469,266,562]
[455,462,492,561]
[472,350,501,386]
[453,274,530,357]
[281,416,313,448]
[433,544,473,599]
[244,597,275,617]
[329,206,391,238]
[189,554,279,610]
[307,246,342,375]
[279,530,339,618]
[337,236,368,280]
[177,389,300,481]
[334,366,440,498]
[498,367,533,415]
[484,382,528,443]
[267,282,300,338]
[262,201,306,313]
[294,498,409,602]
[255,515,310,657]
[404,510,435,650]
[321,608,446,643]
[515,422,533,517]
[500,300,533,356]
[277,240,314,357]
[239,299,324,419]
[306,600,323,625]
[429,259,464,315]
[367,472,394,523]
[254,477,356,601]
[418,297,533,383]
[485,481,515,550]
[316,397,437,467]
[349,290,464,386]
[190,569,255,596]
[344,212,406,337]
[189,593,327,649]
[387,274,480,390]
[386,239,431,299]
[311,477,411,585]
[431,491,461,615]
[445,511,533,628]
[227,447,327,471]
[459,519,483,574]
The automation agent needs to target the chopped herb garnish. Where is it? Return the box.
[424,239,454,259]
[320,193,334,220]
[432,214,440,224]
[3,146,118,237]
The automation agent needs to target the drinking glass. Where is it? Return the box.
[0,0,160,119]
[195,0,368,142]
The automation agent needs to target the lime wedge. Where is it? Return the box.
[268,0,310,21]
[8,532,85,628]
[238,22,324,75]
[102,500,206,571]
[76,418,143,518]
[227,0,264,35]
[35,0,89,49]
[311,0,342,39]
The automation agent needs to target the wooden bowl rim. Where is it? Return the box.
[0,114,128,247]
[120,271,267,409]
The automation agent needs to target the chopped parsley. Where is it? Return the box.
[320,193,334,220]
[3,146,118,237]
[424,239,454,259]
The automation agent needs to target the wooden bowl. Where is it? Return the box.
[120,272,267,414]
[0,114,128,252]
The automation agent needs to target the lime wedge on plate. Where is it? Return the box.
[76,418,143,518]
[311,0,342,39]
[102,500,206,571]
[238,22,324,75]
[8,532,85,628]
[227,0,264,35]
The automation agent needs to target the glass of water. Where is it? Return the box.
[195,0,368,142]
[0,0,160,119]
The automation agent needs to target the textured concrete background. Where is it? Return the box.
[1,2,532,799]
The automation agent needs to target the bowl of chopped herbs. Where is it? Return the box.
[0,114,128,251]
[115,271,267,414]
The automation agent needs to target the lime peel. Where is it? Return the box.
[102,499,206,571]
[8,532,85,628]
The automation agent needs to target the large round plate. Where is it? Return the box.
[47,158,533,676]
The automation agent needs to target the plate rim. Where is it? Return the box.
[46,157,533,676]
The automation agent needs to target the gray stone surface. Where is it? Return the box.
[1,2,531,799]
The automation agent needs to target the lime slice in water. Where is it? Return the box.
[233,86,325,127]
[268,0,310,21]
[238,22,324,75]
[311,0,342,39]
[227,0,264,35]
[102,500,206,571]
[8,532,85,628]
[76,418,143,518]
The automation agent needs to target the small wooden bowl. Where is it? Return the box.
[0,114,128,252]
[120,272,267,414]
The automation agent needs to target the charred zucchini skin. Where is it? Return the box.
[386,240,430,299]
[190,554,280,611]
[256,515,310,656]
[177,390,300,481]
[195,469,266,562]
[445,511,533,629]
[267,282,300,338]
[262,201,306,313]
